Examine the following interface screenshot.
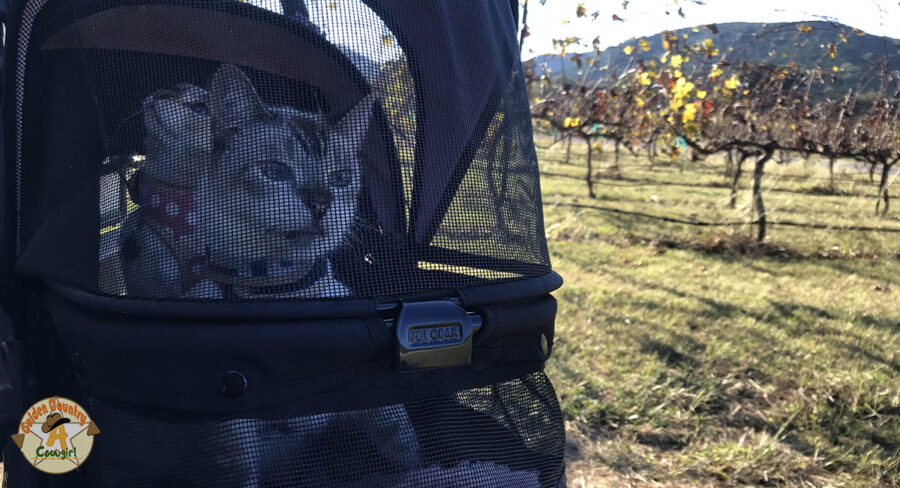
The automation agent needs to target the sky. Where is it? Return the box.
[520,0,900,58]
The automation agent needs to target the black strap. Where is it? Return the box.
[281,0,308,19]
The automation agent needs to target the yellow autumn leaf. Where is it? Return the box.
[703,38,714,50]
[672,78,695,99]
[661,52,670,63]
[640,39,651,52]
[724,75,740,90]
[671,54,684,68]
[832,66,840,72]
[797,25,813,33]
[639,72,652,85]
[563,117,573,128]
[711,67,724,79]
[674,69,683,78]
[696,90,708,99]
[636,98,646,108]
[623,45,635,55]
[682,103,698,123]
[576,3,586,17]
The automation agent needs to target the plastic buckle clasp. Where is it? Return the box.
[393,300,482,371]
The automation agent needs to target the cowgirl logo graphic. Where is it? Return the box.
[10,397,100,474]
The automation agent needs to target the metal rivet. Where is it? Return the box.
[540,333,550,357]
[220,370,248,398]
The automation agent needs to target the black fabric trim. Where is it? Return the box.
[44,271,562,319]
[460,271,562,307]
[41,286,558,416]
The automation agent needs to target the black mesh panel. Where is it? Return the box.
[82,371,564,487]
[15,0,551,301]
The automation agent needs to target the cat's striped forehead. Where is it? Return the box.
[288,116,328,158]
[213,110,329,163]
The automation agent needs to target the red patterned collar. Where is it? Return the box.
[137,176,206,290]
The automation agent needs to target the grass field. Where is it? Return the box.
[538,141,900,487]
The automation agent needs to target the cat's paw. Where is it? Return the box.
[183,280,223,299]
[323,280,352,297]
[308,275,352,298]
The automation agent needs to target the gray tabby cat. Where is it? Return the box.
[119,83,212,298]
[192,65,421,487]
[187,65,366,300]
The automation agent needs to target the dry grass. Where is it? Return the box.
[540,141,900,487]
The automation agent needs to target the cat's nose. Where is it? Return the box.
[300,186,332,221]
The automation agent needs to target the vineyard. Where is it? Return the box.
[526,20,900,243]
[523,7,900,487]
[540,144,900,487]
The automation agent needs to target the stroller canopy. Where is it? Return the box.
[7,0,553,302]
[1,1,566,487]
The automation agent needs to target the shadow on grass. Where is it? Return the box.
[835,342,900,374]
[540,169,875,199]
[645,275,889,409]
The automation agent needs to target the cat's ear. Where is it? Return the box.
[330,93,375,157]
[210,64,268,128]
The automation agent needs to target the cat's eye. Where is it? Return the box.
[188,102,209,116]
[259,161,294,182]
[329,169,353,188]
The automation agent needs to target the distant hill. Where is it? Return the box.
[529,21,900,99]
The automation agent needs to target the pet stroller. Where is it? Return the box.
[0,0,565,486]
